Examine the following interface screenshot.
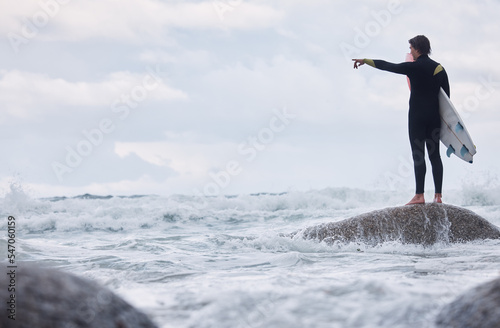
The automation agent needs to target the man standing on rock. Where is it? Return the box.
[352,35,450,205]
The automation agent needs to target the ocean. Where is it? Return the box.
[1,184,500,328]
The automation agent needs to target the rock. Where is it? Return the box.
[0,262,158,328]
[435,277,500,328]
[297,203,500,246]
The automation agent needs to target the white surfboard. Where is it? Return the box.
[438,88,476,163]
[404,53,476,163]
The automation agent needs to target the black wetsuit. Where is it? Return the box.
[365,55,450,194]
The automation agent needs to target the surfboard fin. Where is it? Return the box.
[446,145,455,157]
[460,145,470,157]
[455,122,464,133]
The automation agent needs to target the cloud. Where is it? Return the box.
[0,2,40,34]
[114,138,237,178]
[2,0,500,197]
[0,69,188,122]
[3,0,285,45]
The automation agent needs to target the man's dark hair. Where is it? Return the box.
[409,35,431,56]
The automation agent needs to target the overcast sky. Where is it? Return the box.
[1,0,499,198]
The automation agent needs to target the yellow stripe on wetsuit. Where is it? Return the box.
[364,59,376,68]
[433,64,443,76]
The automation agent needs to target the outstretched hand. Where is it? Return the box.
[352,59,364,69]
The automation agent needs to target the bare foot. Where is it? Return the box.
[433,193,442,203]
[406,194,425,205]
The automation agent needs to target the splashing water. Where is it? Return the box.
[1,184,500,328]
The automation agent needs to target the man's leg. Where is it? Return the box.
[427,126,443,203]
[407,123,427,205]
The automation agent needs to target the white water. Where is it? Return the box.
[1,185,500,328]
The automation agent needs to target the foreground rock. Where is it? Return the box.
[436,277,500,328]
[0,262,158,328]
[297,203,500,246]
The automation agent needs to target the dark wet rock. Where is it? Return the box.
[435,277,500,328]
[297,203,500,246]
[0,262,158,328]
